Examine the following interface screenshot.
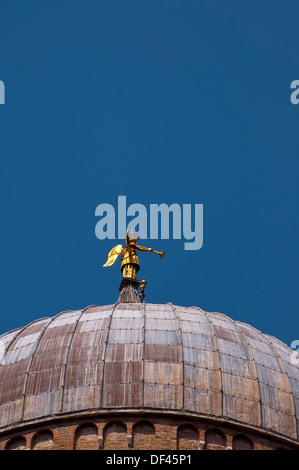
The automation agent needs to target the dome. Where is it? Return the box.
[0,301,298,449]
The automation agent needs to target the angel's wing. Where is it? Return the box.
[103,244,124,267]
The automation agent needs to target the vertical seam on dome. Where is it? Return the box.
[1,313,67,362]
[141,301,146,408]
[20,316,57,421]
[1,319,51,426]
[230,320,262,428]
[168,303,184,410]
[1,324,34,363]
[261,334,297,439]
[100,302,119,408]
[200,308,223,418]
[235,320,297,439]
[58,306,94,413]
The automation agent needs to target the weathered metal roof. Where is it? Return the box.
[0,302,298,442]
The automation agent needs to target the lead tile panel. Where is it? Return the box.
[0,398,23,428]
[106,343,143,362]
[238,323,263,341]
[259,382,294,415]
[14,320,49,338]
[64,362,104,388]
[223,394,261,426]
[274,346,296,364]
[243,336,275,355]
[29,349,68,373]
[145,305,174,320]
[4,343,36,364]
[266,336,293,356]
[102,383,142,407]
[145,318,177,331]
[144,383,183,409]
[109,329,143,344]
[181,333,214,350]
[184,364,221,392]
[78,318,108,333]
[214,326,243,344]
[144,344,181,363]
[113,309,143,319]
[183,347,218,369]
[288,377,299,396]
[14,332,42,348]
[265,337,299,429]
[177,311,209,323]
[261,404,297,439]
[0,358,30,402]
[293,397,299,437]
[216,338,248,359]
[29,330,71,356]
[26,367,62,395]
[184,387,222,416]
[0,328,23,347]
[3,321,48,366]
[175,306,209,322]
[282,361,299,381]
[219,353,254,378]
[144,362,182,386]
[110,317,143,330]
[222,372,260,401]
[254,364,291,392]
[103,361,142,384]
[62,384,102,412]
[0,359,28,384]
[47,310,82,328]
[250,348,281,371]
[80,307,113,320]
[70,330,107,350]
[23,390,62,420]
[208,314,239,332]
[145,329,179,346]
[180,320,212,335]
[67,339,105,365]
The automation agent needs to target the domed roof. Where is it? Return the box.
[0,302,298,443]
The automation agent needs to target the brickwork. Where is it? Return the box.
[204,428,226,450]
[0,414,298,450]
[177,424,199,450]
[103,421,128,450]
[132,421,155,450]
[75,423,98,450]
[232,434,254,450]
[31,430,54,450]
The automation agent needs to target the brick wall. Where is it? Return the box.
[0,414,297,450]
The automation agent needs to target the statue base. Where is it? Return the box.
[118,277,141,303]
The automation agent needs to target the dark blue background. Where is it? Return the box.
[0,1,298,346]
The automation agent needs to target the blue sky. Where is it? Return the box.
[0,1,298,347]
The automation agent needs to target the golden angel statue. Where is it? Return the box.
[103,230,165,280]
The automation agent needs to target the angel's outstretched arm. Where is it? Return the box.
[135,244,165,258]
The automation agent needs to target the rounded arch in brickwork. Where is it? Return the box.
[74,422,98,450]
[204,428,226,450]
[31,430,54,450]
[5,436,26,450]
[132,420,155,450]
[232,433,254,450]
[177,424,199,450]
[103,421,127,450]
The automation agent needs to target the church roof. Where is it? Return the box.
[0,302,298,442]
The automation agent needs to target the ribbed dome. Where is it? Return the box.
[0,303,298,443]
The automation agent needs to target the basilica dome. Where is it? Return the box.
[0,302,298,450]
